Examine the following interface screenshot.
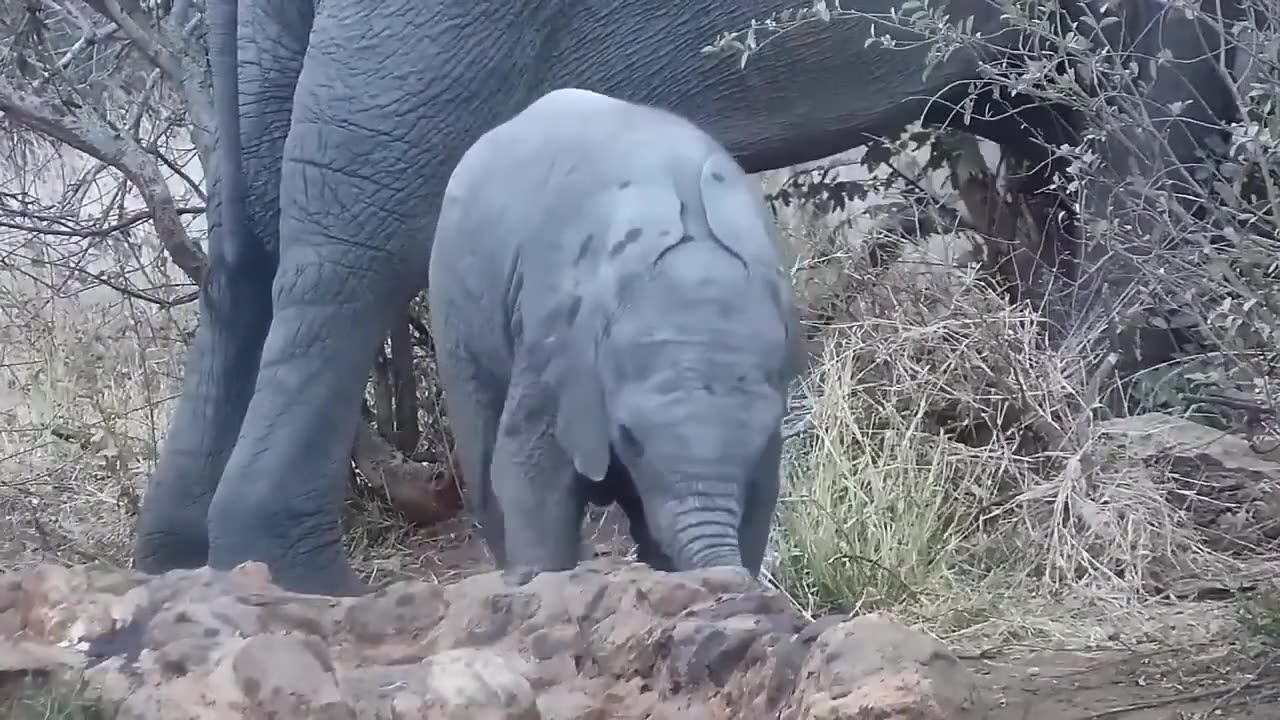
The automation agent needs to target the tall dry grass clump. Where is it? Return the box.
[767,215,1261,643]
[0,269,194,570]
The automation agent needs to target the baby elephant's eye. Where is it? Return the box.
[618,423,645,458]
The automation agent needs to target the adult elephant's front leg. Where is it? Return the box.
[203,4,492,596]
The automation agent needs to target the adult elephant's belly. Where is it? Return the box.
[538,0,1009,174]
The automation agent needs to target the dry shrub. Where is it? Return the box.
[751,0,1280,637]
[767,219,1259,642]
[0,265,460,577]
[0,273,460,578]
[0,270,193,572]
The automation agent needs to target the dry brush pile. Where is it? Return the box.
[747,0,1280,642]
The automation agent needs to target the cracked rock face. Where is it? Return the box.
[0,558,986,719]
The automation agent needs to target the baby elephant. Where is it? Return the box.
[427,88,805,578]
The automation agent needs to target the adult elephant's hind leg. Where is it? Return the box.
[133,269,273,572]
[133,0,290,573]
[204,5,475,596]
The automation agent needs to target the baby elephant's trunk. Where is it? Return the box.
[665,492,744,570]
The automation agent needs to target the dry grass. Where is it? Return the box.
[0,270,193,573]
[763,212,1279,650]
[0,672,108,720]
[0,267,461,581]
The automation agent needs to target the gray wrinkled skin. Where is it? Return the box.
[131,0,1247,596]
[429,89,804,576]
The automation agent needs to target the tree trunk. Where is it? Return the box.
[351,421,462,526]
[389,310,420,455]
[944,131,1072,337]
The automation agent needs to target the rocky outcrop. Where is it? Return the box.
[1100,412,1280,551]
[0,559,985,719]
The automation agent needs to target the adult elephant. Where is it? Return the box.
[133,0,1246,595]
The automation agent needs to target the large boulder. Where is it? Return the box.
[0,558,987,719]
[1099,412,1280,551]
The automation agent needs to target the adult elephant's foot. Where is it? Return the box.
[132,455,216,573]
[219,553,368,597]
[224,552,368,598]
[132,522,210,575]
[133,311,272,575]
[200,293,390,598]
[205,446,368,597]
[206,497,368,597]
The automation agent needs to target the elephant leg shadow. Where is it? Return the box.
[591,458,675,572]
[476,479,507,567]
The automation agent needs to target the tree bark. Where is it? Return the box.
[90,0,217,166]
[352,421,462,526]
[389,310,421,455]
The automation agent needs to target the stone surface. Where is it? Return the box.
[1100,412,1280,550]
[0,558,986,719]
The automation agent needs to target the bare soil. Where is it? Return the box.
[969,645,1279,719]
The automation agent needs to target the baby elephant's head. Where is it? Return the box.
[595,224,803,574]
[535,148,805,575]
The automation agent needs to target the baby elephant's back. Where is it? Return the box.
[465,90,751,227]
[433,87,787,334]
[515,88,721,170]
[517,89,779,264]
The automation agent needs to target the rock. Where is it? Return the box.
[786,614,982,719]
[0,558,987,719]
[0,640,83,672]
[1099,412,1280,550]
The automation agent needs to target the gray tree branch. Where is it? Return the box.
[0,77,208,284]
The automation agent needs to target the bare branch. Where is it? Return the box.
[0,76,208,284]
[0,203,205,238]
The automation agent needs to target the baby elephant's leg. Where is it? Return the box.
[433,343,507,566]
[623,501,675,571]
[489,369,584,572]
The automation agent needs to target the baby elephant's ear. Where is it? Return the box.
[555,377,611,482]
[699,153,771,253]
[527,296,612,483]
